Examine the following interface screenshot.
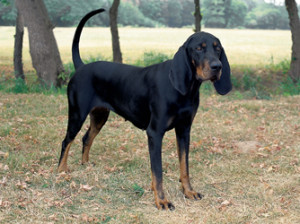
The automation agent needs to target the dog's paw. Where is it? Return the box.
[184,189,204,200]
[57,164,70,173]
[155,198,175,211]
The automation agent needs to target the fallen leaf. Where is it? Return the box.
[192,140,203,147]
[218,199,232,211]
[210,146,223,154]
[70,181,77,189]
[25,176,31,183]
[16,180,27,190]
[49,214,58,221]
[224,120,232,125]
[81,214,89,222]
[290,159,299,166]
[104,165,118,172]
[0,151,9,158]
[0,177,7,186]
[80,184,94,192]
[267,189,274,195]
[257,153,268,158]
[54,200,65,207]
[221,200,231,206]
[267,166,273,173]
[0,199,11,208]
[71,214,80,219]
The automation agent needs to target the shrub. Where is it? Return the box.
[135,51,171,67]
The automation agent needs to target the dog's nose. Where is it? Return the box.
[210,61,222,71]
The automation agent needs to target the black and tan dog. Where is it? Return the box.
[58,9,231,210]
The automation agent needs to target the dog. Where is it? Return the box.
[58,8,232,210]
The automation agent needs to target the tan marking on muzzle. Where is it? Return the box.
[217,71,222,80]
[194,60,211,80]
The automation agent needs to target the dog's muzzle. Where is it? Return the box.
[210,61,222,82]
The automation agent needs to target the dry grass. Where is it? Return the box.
[0,26,292,72]
[0,93,299,223]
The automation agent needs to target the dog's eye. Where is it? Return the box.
[216,47,221,54]
[196,47,202,51]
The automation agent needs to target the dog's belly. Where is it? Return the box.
[94,99,151,130]
[113,106,151,130]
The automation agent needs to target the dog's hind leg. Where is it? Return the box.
[82,107,110,164]
[58,97,89,172]
[58,119,85,172]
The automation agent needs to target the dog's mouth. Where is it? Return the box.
[196,72,220,82]
[209,70,222,83]
[210,75,219,83]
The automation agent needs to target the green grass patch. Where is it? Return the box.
[1,53,299,98]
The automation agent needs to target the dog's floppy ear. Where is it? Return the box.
[213,48,232,95]
[169,46,193,95]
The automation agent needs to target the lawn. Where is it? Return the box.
[0,93,299,223]
[0,26,292,71]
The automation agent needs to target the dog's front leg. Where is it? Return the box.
[147,128,175,211]
[175,126,203,200]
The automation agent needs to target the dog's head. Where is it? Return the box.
[169,32,232,95]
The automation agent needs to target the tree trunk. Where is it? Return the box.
[15,0,64,87]
[13,9,25,80]
[285,0,300,83]
[109,0,123,63]
[194,0,202,32]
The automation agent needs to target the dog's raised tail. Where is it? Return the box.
[72,8,105,70]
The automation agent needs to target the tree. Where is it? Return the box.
[226,0,247,28]
[194,0,202,32]
[202,0,229,28]
[109,0,122,63]
[181,0,194,27]
[13,8,24,80]
[139,0,166,25]
[15,0,64,87]
[285,0,300,83]
[1,0,24,80]
[166,0,182,27]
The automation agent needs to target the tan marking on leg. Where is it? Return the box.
[151,171,174,210]
[82,128,99,164]
[177,142,203,200]
[58,141,73,172]
[82,108,109,164]
[178,146,192,192]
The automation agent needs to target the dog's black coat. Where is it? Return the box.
[58,9,232,210]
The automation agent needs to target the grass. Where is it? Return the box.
[0,26,292,69]
[0,26,299,222]
[1,26,298,96]
[0,93,299,223]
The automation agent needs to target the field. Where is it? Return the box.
[0,27,300,223]
[0,26,292,70]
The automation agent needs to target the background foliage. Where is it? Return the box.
[0,0,299,29]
